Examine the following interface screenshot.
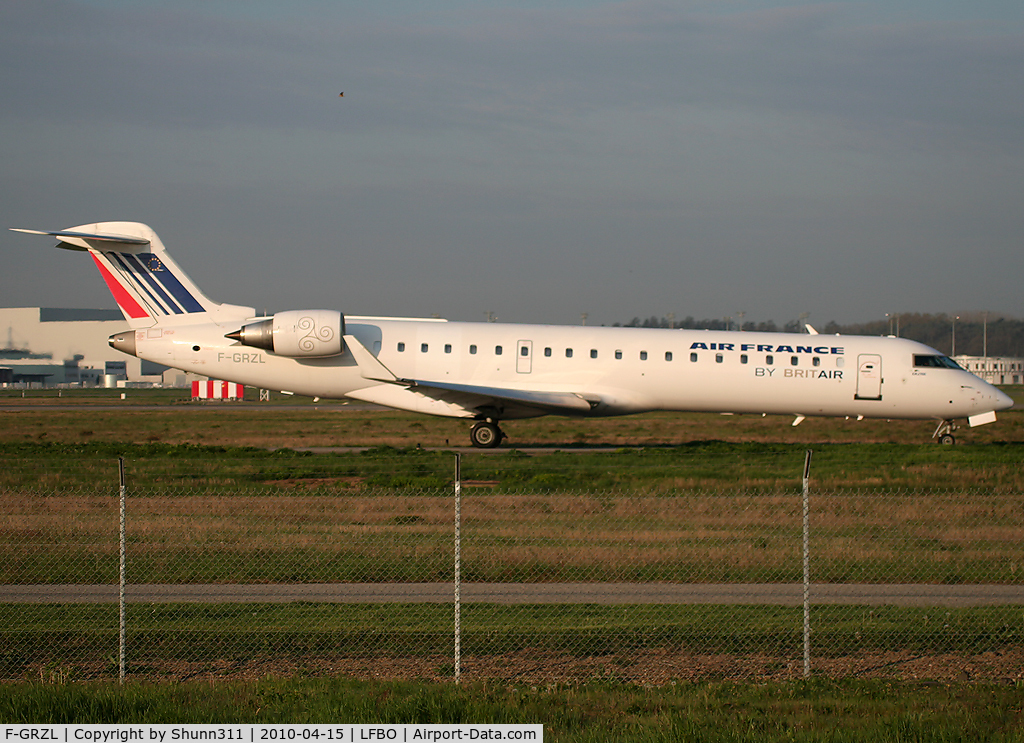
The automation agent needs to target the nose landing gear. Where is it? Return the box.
[470,420,505,448]
[932,419,957,445]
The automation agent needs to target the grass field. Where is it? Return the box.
[3,489,1023,585]
[5,603,1022,679]
[2,389,1024,731]
[4,437,1024,492]
[2,677,1023,741]
[2,386,1023,450]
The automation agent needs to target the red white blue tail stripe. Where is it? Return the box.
[11,222,254,328]
[99,251,205,316]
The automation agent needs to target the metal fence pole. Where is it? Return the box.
[454,451,462,683]
[802,449,812,679]
[118,456,127,684]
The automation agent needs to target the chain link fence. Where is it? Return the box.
[2,452,1022,683]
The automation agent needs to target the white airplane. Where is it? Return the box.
[12,222,1014,447]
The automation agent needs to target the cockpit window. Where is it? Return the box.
[914,355,962,370]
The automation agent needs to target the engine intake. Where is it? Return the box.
[226,310,345,358]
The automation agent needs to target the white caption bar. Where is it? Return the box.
[2,726,542,743]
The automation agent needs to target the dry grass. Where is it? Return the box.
[3,491,1022,584]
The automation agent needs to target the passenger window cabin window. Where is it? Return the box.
[469,345,477,354]
[495,346,502,355]
[716,353,723,363]
[521,346,529,356]
[566,348,573,358]
[766,355,774,365]
[421,343,428,353]
[665,351,673,361]
[445,344,452,354]
[740,354,748,364]
[397,342,405,352]
[836,357,844,368]
[615,350,622,360]
[690,352,698,362]
[812,357,820,367]
[791,356,798,366]
[640,351,648,361]
[544,347,552,357]
[590,349,598,359]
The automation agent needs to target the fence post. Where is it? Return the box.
[802,449,812,679]
[454,451,462,684]
[118,457,127,684]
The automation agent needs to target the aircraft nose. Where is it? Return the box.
[993,388,1015,411]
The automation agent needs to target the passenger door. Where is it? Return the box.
[517,340,533,374]
[855,354,882,400]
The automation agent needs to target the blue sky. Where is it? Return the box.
[2,0,1022,327]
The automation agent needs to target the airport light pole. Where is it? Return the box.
[983,311,988,359]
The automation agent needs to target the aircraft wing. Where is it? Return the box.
[344,334,599,417]
[408,379,598,415]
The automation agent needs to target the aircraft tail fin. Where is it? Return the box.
[11,222,254,329]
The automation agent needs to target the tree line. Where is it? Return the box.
[614,313,1024,357]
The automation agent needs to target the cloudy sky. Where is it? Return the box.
[2,0,1021,327]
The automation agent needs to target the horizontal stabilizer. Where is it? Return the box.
[10,228,150,252]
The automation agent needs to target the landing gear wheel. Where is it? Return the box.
[470,421,504,449]
[932,419,958,445]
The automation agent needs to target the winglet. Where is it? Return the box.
[345,335,399,382]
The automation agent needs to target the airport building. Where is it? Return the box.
[953,355,1024,386]
[0,307,187,387]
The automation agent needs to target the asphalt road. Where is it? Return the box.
[5,583,1023,607]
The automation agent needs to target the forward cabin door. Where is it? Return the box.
[855,354,883,400]
[517,340,533,374]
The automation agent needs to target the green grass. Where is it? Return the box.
[4,439,1024,492]
[3,603,1021,682]
[1,677,1023,742]
[3,406,1024,691]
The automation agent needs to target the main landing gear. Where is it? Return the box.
[470,420,505,449]
[932,419,957,445]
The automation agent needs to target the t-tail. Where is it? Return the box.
[11,222,254,328]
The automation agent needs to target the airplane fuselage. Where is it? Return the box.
[16,221,1012,448]
[127,317,1006,423]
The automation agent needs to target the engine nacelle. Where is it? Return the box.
[227,310,345,357]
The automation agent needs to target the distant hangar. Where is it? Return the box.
[0,307,185,387]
